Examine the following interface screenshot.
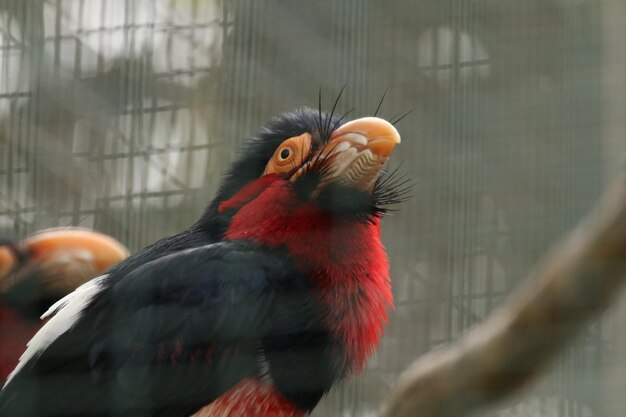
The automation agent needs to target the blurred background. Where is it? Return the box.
[0,0,625,416]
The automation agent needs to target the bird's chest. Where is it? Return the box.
[190,378,307,417]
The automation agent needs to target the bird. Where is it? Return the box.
[0,228,129,382]
[0,106,407,417]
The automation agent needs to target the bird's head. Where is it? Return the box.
[200,107,407,241]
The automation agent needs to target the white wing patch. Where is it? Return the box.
[3,274,108,387]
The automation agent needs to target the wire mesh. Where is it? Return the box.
[0,0,624,416]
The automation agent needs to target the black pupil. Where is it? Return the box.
[280,148,291,159]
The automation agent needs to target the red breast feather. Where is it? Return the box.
[224,175,393,372]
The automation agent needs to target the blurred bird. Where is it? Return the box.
[0,107,408,417]
[0,228,129,382]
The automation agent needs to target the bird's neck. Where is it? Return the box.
[224,179,393,371]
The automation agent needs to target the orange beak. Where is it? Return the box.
[23,228,129,274]
[329,117,401,159]
[0,228,129,294]
[319,117,401,192]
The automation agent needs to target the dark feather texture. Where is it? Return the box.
[0,241,339,417]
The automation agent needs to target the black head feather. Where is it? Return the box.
[196,107,338,238]
[211,107,336,210]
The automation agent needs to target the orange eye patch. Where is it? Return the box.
[263,133,312,176]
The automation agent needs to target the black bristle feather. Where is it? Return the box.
[370,162,414,216]
[330,107,355,136]
[373,89,388,117]
[390,109,413,126]
[323,86,345,142]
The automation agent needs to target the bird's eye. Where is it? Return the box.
[279,147,292,161]
[263,133,312,177]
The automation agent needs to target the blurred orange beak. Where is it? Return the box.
[0,246,16,280]
[0,228,129,293]
[23,228,129,273]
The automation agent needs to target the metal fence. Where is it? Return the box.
[1,0,625,416]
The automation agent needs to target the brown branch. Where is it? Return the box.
[379,174,626,417]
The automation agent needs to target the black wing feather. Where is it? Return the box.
[1,240,339,417]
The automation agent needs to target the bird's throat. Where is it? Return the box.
[225,179,393,371]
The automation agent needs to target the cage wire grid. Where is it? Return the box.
[1,0,624,416]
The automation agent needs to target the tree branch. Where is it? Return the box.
[379,174,626,417]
